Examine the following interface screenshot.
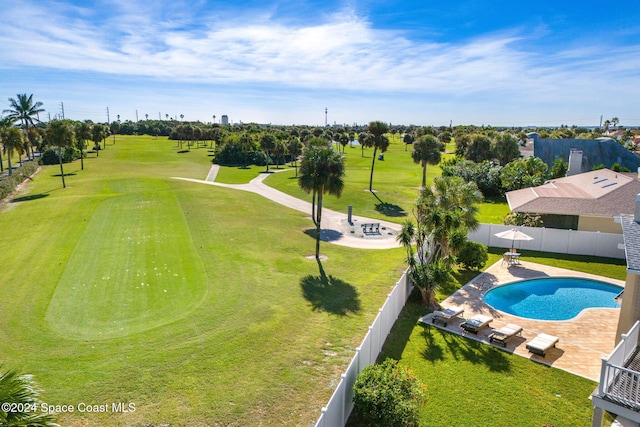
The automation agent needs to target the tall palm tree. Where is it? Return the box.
[398,176,482,307]
[0,365,58,426]
[46,120,74,188]
[411,135,442,188]
[259,133,276,172]
[287,137,303,177]
[3,94,44,131]
[366,121,390,191]
[0,125,24,175]
[298,144,345,259]
[4,94,44,159]
[75,121,92,170]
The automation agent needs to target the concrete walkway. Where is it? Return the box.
[173,166,402,250]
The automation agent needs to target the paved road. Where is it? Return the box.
[174,166,402,249]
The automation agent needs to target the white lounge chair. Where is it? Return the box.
[526,333,559,357]
[431,306,464,326]
[460,314,493,334]
[489,324,523,347]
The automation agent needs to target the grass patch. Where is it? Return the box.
[0,135,407,426]
[378,301,598,426]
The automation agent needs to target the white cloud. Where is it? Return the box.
[1,0,639,125]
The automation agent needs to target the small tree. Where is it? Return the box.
[549,157,568,179]
[350,359,425,427]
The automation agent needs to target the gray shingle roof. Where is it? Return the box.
[620,214,640,273]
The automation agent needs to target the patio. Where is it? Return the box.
[419,260,625,381]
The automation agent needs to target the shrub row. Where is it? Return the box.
[0,160,39,200]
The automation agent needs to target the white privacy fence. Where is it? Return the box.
[314,272,412,427]
[468,223,626,259]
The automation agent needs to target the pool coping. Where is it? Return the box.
[419,259,625,381]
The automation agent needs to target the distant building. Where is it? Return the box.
[529,133,640,173]
[221,115,229,125]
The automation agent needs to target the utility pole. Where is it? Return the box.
[159,112,161,120]
[325,107,327,127]
[60,102,65,120]
[135,110,139,122]
[106,106,110,124]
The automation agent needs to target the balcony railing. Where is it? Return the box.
[599,320,640,410]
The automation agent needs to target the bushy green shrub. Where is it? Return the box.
[213,141,258,166]
[457,240,488,271]
[350,359,425,427]
[504,212,543,227]
[39,146,80,165]
[0,161,39,200]
[441,158,503,197]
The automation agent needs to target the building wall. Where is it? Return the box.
[533,137,640,172]
[578,215,623,234]
[616,273,640,344]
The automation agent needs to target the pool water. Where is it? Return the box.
[483,277,623,321]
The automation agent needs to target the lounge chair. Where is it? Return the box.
[489,324,523,347]
[460,314,493,334]
[431,306,464,326]
[526,333,559,357]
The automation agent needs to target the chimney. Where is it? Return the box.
[567,149,583,176]
[636,194,640,222]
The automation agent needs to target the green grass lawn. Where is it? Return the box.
[0,135,407,426]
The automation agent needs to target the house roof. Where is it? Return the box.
[620,214,640,273]
[507,169,640,217]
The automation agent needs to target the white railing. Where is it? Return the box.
[599,321,640,409]
[314,272,412,427]
[468,224,625,259]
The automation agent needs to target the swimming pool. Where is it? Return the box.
[483,277,623,321]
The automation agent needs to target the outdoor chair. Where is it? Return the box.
[460,314,493,334]
[526,333,559,357]
[431,306,464,327]
[489,324,523,347]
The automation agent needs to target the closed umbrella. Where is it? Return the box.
[494,228,534,252]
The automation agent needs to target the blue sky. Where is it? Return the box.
[1,0,639,126]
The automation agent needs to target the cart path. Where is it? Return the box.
[173,166,401,249]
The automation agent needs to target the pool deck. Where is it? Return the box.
[419,260,625,381]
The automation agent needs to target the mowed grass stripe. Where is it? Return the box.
[46,178,207,339]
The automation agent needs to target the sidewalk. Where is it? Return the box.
[174,166,402,250]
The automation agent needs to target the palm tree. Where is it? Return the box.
[416,176,482,261]
[75,122,92,170]
[298,144,345,259]
[287,137,303,177]
[259,133,276,172]
[91,124,106,155]
[3,94,44,158]
[0,125,24,175]
[46,120,75,188]
[366,121,390,191]
[398,176,483,307]
[0,365,58,426]
[411,135,442,188]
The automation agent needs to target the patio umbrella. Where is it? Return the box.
[494,228,534,252]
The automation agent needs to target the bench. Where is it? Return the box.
[361,223,380,234]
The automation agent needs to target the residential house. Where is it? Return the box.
[506,168,640,233]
